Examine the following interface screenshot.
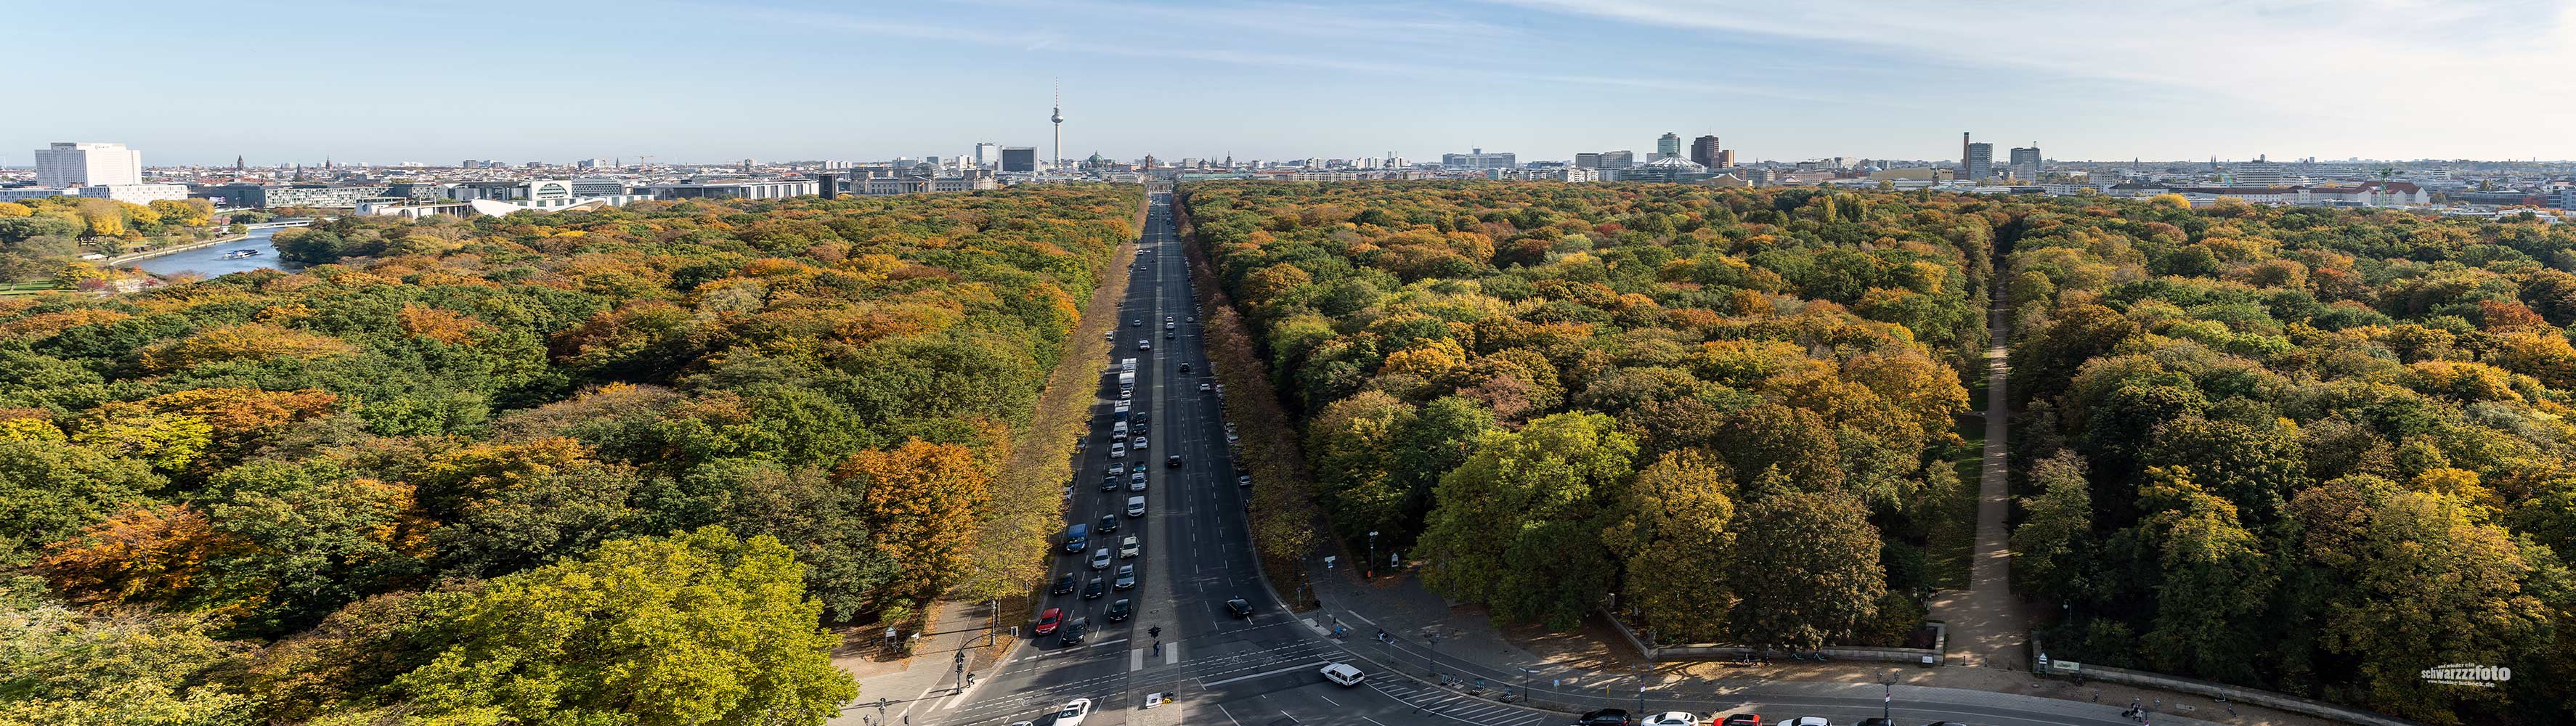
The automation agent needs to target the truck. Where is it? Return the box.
[1121,358,1138,373]
[1112,401,1131,420]
[1063,523,1089,552]
[1118,371,1136,393]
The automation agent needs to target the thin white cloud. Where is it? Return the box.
[1488,0,2576,155]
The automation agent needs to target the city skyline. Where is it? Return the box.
[9,1,2575,165]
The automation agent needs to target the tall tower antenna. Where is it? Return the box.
[1050,78,1065,173]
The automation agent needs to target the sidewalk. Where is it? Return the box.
[830,599,1015,726]
[1305,566,2332,726]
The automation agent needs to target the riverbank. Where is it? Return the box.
[107,233,251,266]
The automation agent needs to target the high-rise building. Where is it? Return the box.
[33,142,142,187]
[1654,132,1682,160]
[1000,147,1038,173]
[1960,133,1994,182]
[1715,150,1736,168]
[1689,135,1722,168]
[974,142,1001,168]
[2008,145,2041,181]
[1592,150,1636,168]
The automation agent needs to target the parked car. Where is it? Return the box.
[1779,718,1830,726]
[1106,598,1133,622]
[1060,617,1089,646]
[1051,572,1076,595]
[1033,607,1063,635]
[1054,698,1092,726]
[1720,715,1762,726]
[1090,548,1111,570]
[1224,596,1253,617]
[1643,713,1700,726]
[1114,564,1137,590]
[1237,475,1253,488]
[1856,719,1890,726]
[1577,709,1634,726]
[1119,536,1140,558]
[1319,662,1365,687]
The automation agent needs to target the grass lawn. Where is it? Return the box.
[1924,407,1986,591]
[0,282,60,296]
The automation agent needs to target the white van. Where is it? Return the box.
[1319,662,1365,687]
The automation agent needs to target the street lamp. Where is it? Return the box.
[1635,663,1651,714]
[1882,669,1901,723]
[1424,627,1443,685]
[1516,666,1537,701]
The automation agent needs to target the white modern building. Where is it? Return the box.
[76,184,190,203]
[645,179,818,200]
[2230,157,2293,187]
[34,142,143,187]
[449,180,656,209]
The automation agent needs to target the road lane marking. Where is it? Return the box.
[1200,660,1326,687]
[1319,696,1339,706]
[1165,641,1181,664]
[1131,648,1145,672]
[1216,703,1244,726]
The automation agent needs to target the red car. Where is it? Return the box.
[1034,608,1063,635]
[1720,714,1762,726]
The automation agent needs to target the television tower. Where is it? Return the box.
[1051,78,1064,172]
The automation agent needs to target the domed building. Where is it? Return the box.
[1612,155,1712,183]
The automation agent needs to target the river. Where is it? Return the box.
[131,227,302,277]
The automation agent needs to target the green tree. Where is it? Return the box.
[393,527,857,726]
[1603,449,1737,642]
[2010,451,2097,603]
[1415,412,1637,629]
[2136,468,2276,683]
[1726,490,1885,649]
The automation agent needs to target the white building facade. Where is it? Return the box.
[34,142,143,187]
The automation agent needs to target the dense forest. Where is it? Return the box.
[2001,195,2575,725]
[1179,182,1992,647]
[0,185,1141,723]
[1182,182,2573,726]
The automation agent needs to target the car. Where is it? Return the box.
[1137,340,1151,351]
[1104,330,1114,339]
[1643,713,1701,726]
[1134,412,1150,423]
[1090,548,1111,569]
[1126,496,1147,518]
[1109,442,1125,459]
[1106,598,1133,622]
[1577,709,1635,726]
[1097,514,1119,534]
[1009,722,1033,726]
[1167,454,1182,468]
[1063,523,1087,552]
[1777,718,1829,726]
[1133,421,1147,435]
[1132,436,1147,450]
[1130,319,1141,327]
[1131,461,1148,474]
[1165,330,1175,338]
[1118,388,1131,400]
[1034,607,1063,635]
[1856,719,1890,726]
[1051,572,1076,595]
[1237,475,1253,488]
[1129,473,1147,492]
[1060,617,1089,645]
[1720,715,1762,726]
[1119,535,1140,558]
[1919,722,1969,726]
[1165,322,1175,330]
[1320,662,1365,687]
[1114,564,1136,590]
[1224,596,1253,617]
[1101,474,1121,492]
[1055,698,1094,726]
[1177,362,1190,372]
[1198,382,1212,391]
[1083,577,1105,599]
[1187,317,1195,322]
[1165,316,1174,322]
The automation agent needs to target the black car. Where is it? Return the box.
[1166,454,1183,468]
[1134,412,1150,424]
[1106,598,1132,622]
[1051,573,1076,595]
[1577,709,1633,726]
[1224,597,1253,617]
[1084,578,1105,599]
[1099,514,1121,534]
[1101,474,1120,492]
[1060,617,1089,646]
[1177,362,1190,372]
[1858,719,1892,726]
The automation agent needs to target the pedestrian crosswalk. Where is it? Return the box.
[1368,679,1552,726]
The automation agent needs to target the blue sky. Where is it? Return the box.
[9,0,2573,166]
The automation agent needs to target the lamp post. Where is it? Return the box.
[1516,666,1537,701]
[1882,669,1900,723]
[1635,663,1651,714]
[1424,627,1443,685]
